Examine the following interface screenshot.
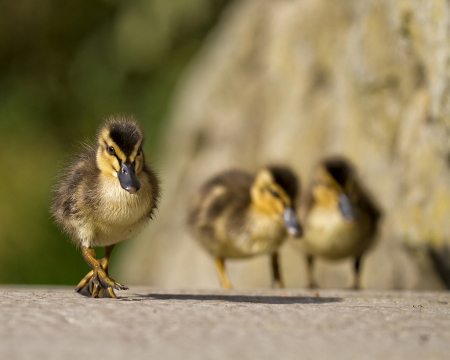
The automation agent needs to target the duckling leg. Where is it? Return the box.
[271,252,284,288]
[306,255,318,289]
[99,244,115,276]
[98,245,122,298]
[352,256,361,290]
[76,245,115,286]
[82,245,121,298]
[215,257,232,289]
[75,248,110,296]
[75,246,128,298]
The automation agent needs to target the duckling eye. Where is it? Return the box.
[108,146,116,155]
[270,189,280,198]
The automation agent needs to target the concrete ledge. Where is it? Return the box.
[1,287,449,359]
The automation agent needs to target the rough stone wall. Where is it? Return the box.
[117,0,450,290]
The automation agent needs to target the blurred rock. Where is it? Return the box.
[118,0,450,290]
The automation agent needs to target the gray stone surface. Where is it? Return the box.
[1,287,449,359]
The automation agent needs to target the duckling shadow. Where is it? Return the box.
[120,293,342,304]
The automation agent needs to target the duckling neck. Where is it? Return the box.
[225,206,284,257]
[248,205,286,237]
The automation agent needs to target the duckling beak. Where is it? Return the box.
[338,193,354,222]
[118,162,140,194]
[282,207,303,238]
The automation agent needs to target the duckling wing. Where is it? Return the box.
[51,149,99,237]
[353,181,382,238]
[188,170,253,247]
[141,163,161,220]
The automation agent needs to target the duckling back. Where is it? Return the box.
[188,170,254,258]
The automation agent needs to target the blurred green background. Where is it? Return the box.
[0,0,228,285]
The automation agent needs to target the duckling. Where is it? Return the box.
[188,166,302,289]
[52,116,160,298]
[298,157,381,289]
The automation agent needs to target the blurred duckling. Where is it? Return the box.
[52,117,160,298]
[299,157,381,289]
[188,166,302,289]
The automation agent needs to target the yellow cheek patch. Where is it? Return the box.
[251,176,292,216]
[270,192,287,214]
[134,155,143,174]
[109,154,120,172]
[312,165,345,208]
[313,185,340,208]
[251,194,283,216]
[272,183,292,208]
[315,166,344,192]
[128,141,144,174]
[96,146,121,177]
[129,140,143,161]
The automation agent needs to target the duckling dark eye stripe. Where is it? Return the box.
[266,187,279,197]
[265,186,288,206]
[104,141,121,162]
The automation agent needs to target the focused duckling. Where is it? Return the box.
[298,157,381,289]
[52,117,160,298]
[188,166,302,289]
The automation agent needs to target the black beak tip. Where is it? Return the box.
[288,225,303,238]
[127,186,138,195]
[282,207,302,238]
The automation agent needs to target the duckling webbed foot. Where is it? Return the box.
[76,277,118,298]
[75,267,128,298]
[76,245,128,298]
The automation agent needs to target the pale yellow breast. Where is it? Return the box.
[218,212,286,258]
[79,173,154,247]
[247,212,286,254]
[100,174,152,219]
[300,207,363,260]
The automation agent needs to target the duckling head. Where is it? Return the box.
[250,166,302,237]
[312,157,356,222]
[96,117,145,194]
